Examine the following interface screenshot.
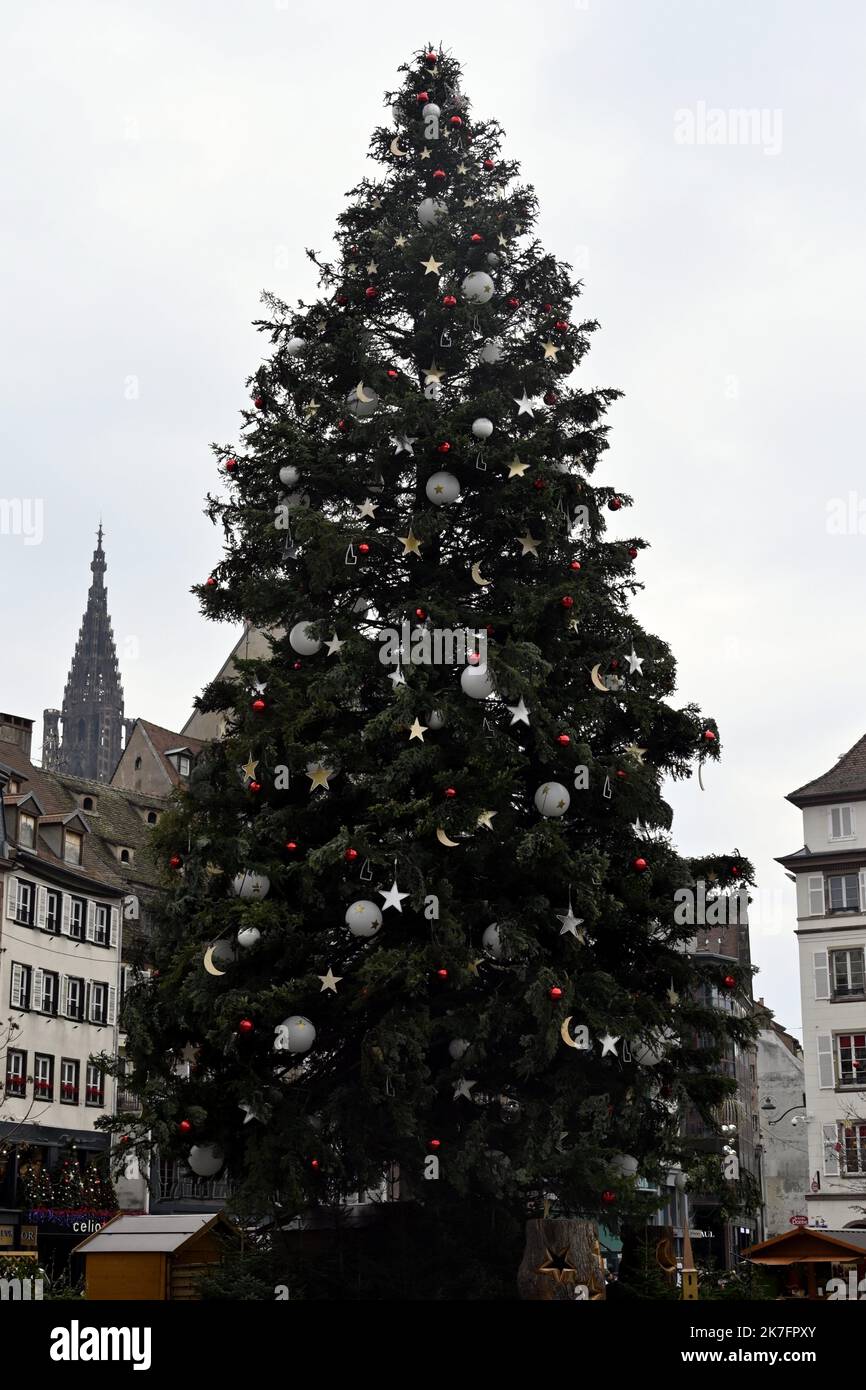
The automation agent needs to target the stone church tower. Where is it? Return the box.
[42,526,128,782]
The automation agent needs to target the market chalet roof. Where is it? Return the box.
[72,1212,236,1255]
[0,735,166,892]
[787,733,866,808]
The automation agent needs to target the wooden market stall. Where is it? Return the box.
[741,1226,866,1299]
[72,1212,238,1300]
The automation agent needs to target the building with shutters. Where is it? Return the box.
[777,736,866,1231]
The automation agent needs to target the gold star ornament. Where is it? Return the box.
[306,764,335,791]
[420,255,443,276]
[398,529,423,556]
[507,455,530,479]
[517,531,541,556]
[477,810,498,831]
[409,718,428,742]
[542,340,560,360]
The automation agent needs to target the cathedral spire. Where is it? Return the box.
[44,526,126,782]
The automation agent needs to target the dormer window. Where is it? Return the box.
[829,806,855,841]
[64,830,83,866]
[178,754,191,777]
[134,757,142,770]
[18,812,36,849]
[81,795,95,812]
[146,811,158,826]
[119,848,132,864]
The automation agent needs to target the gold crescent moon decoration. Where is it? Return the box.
[471,562,492,586]
[655,1236,677,1275]
[203,944,226,977]
[390,135,408,158]
[590,664,610,693]
[436,827,461,848]
[560,1016,580,1049]
[355,381,373,403]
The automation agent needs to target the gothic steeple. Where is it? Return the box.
[44,526,126,782]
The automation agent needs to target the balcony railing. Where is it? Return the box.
[151,1166,233,1203]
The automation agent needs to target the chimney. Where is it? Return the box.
[0,713,33,762]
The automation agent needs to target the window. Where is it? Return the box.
[18,813,36,848]
[134,756,142,770]
[836,1033,866,1086]
[40,971,58,1016]
[64,831,82,865]
[830,806,856,841]
[33,1054,53,1101]
[5,1049,26,1098]
[177,754,191,776]
[81,796,94,811]
[841,1122,866,1175]
[93,904,109,947]
[832,949,866,998]
[13,880,35,926]
[828,873,860,913]
[90,981,107,1024]
[10,963,31,1010]
[120,849,130,863]
[69,897,85,940]
[60,1059,79,1104]
[64,977,84,1020]
[146,811,157,826]
[85,1062,104,1107]
[45,889,61,933]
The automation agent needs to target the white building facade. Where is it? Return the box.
[779,737,866,1231]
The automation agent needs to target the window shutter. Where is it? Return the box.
[829,808,839,839]
[817,1033,836,1088]
[808,875,825,916]
[83,981,92,1022]
[61,975,72,1017]
[5,876,18,920]
[107,985,117,1026]
[823,1122,841,1176]
[109,907,120,949]
[36,886,47,930]
[860,870,866,913]
[10,963,24,1009]
[845,806,855,836]
[85,901,96,942]
[31,967,43,1013]
[60,894,72,936]
[814,950,830,999]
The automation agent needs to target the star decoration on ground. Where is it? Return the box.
[507,454,530,478]
[318,967,343,993]
[599,1033,621,1057]
[517,531,540,556]
[409,717,428,742]
[391,434,417,455]
[394,234,407,248]
[514,390,535,417]
[325,633,344,657]
[304,399,321,417]
[388,667,407,688]
[557,909,585,939]
[624,743,647,765]
[421,254,443,275]
[542,340,560,360]
[453,1078,477,1101]
[477,809,498,830]
[624,646,645,675]
[241,753,259,782]
[379,879,409,912]
[398,529,422,556]
[507,698,531,726]
[357,497,379,519]
[423,362,446,384]
[306,764,334,791]
[536,1247,579,1283]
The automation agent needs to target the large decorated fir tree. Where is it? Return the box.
[117,46,755,1296]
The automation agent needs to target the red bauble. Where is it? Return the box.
[415,607,427,620]
[549,986,563,1000]
[436,968,449,979]
[468,652,481,665]
[336,294,348,306]
[601,1190,616,1205]
[337,419,349,432]
[225,457,238,473]
[442,293,457,307]
[345,848,359,861]
[286,841,298,853]
[254,396,263,409]
[543,302,553,312]
[437,441,451,453]
[358,542,370,555]
[238,1018,254,1035]
[444,787,457,798]
[470,232,483,244]
[425,50,437,63]
[608,497,622,511]
[450,116,463,127]
[205,576,216,587]
[703,729,717,742]
[723,975,736,989]
[633,857,648,873]
[557,734,570,746]
[365,285,378,300]
[169,854,182,869]
[533,479,546,492]
[387,368,399,379]
[560,596,574,609]
[433,168,447,182]
[628,546,639,559]
[555,319,569,331]
[569,561,581,571]
[293,661,302,671]
[610,659,619,669]
[249,781,262,794]
[731,864,740,876]
[544,391,558,405]
[507,296,520,309]
[416,90,430,103]
[310,1158,320,1169]
[483,158,495,170]
[179,1120,192,1134]
[429,1138,442,1150]
[251,698,266,713]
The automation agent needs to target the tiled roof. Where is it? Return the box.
[788,734,866,805]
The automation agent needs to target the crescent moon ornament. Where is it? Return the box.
[390,135,408,158]
[355,381,373,403]
[436,827,460,848]
[471,562,492,586]
[560,1016,579,1049]
[203,945,226,977]
[590,664,610,693]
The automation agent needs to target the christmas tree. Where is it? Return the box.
[20,1164,53,1208]
[53,1156,84,1209]
[118,46,755,1295]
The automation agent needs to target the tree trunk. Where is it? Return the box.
[517,1218,606,1301]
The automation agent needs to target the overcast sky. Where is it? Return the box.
[4,0,865,1036]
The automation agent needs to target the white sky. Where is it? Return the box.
[4,0,865,1038]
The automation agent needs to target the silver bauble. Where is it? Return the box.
[461,271,495,304]
[187,1144,224,1177]
[421,102,441,120]
[471,417,494,440]
[276,1015,316,1055]
[486,252,500,268]
[231,871,270,900]
[534,782,571,818]
[460,665,495,700]
[211,939,237,969]
[427,709,445,731]
[425,470,460,506]
[417,197,448,230]
[612,1154,639,1177]
[479,339,503,364]
[286,337,306,356]
[279,464,299,487]
[345,899,383,938]
[289,621,322,656]
[236,926,262,949]
[448,1038,470,1060]
[482,922,503,959]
